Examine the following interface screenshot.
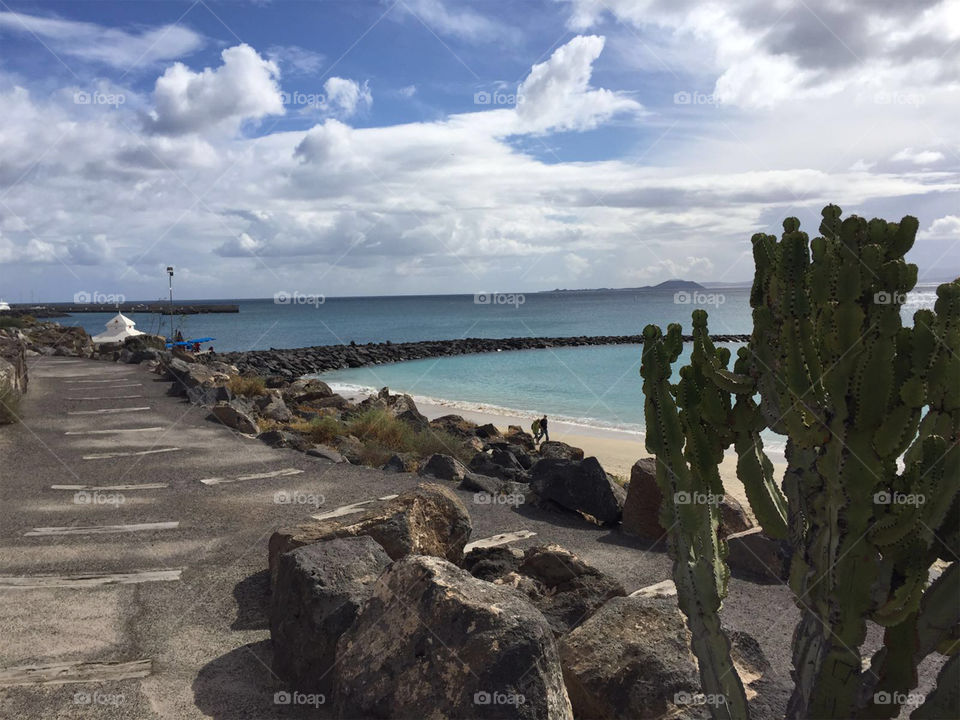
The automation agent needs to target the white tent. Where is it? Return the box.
[92,312,144,345]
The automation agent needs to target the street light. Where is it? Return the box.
[166,266,174,342]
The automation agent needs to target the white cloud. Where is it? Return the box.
[147,44,284,136]
[920,215,960,239]
[398,85,417,98]
[514,35,643,134]
[891,148,945,165]
[322,77,372,118]
[0,11,204,69]
[393,0,511,42]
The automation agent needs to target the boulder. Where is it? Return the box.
[307,445,347,463]
[461,545,525,582]
[719,495,754,537]
[210,400,259,435]
[381,454,410,473]
[258,430,311,451]
[254,390,293,423]
[269,483,472,587]
[468,452,527,482]
[475,422,501,439]
[504,425,536,451]
[429,414,478,440]
[538,441,584,461]
[186,385,232,408]
[530,457,626,525]
[517,545,626,635]
[165,357,231,396]
[271,537,391,695]
[334,555,573,720]
[621,458,665,540]
[725,528,790,583]
[360,387,429,430]
[558,594,700,720]
[334,435,364,464]
[282,378,333,404]
[459,472,505,496]
[418,453,468,482]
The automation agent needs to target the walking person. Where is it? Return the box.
[540,415,549,443]
[531,417,542,444]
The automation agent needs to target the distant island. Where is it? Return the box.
[541,279,707,294]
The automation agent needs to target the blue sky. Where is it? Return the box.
[0,0,958,301]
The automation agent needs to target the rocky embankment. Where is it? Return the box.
[217,333,751,377]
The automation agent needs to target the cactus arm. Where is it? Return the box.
[641,324,750,720]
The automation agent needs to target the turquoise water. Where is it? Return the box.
[58,286,940,437]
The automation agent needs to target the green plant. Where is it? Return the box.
[289,416,345,445]
[640,205,959,719]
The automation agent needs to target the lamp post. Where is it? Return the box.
[166,266,174,342]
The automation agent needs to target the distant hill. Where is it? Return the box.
[542,279,707,294]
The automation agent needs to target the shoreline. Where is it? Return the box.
[337,385,786,514]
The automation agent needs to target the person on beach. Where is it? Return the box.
[540,415,549,443]
[531,418,542,443]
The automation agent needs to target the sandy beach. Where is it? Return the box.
[407,396,786,518]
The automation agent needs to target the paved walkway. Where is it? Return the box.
[0,357,794,718]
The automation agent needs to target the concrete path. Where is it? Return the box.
[0,357,796,718]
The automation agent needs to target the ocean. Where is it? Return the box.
[59,286,940,440]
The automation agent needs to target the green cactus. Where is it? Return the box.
[640,205,959,719]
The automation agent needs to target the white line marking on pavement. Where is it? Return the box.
[51,483,168,491]
[65,426,163,435]
[309,494,400,520]
[0,569,182,590]
[464,530,537,552]
[64,378,138,384]
[66,395,144,401]
[0,659,153,686]
[82,447,179,460]
[24,521,180,536]
[200,467,304,485]
[68,406,151,415]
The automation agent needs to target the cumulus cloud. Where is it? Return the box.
[0,11,203,69]
[322,77,372,118]
[514,35,642,133]
[147,44,284,135]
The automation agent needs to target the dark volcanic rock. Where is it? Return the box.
[558,594,700,720]
[621,458,665,540]
[210,400,259,435]
[269,483,472,587]
[418,453,468,482]
[258,429,311,451]
[725,528,790,583]
[517,544,626,635]
[333,555,573,719]
[530,457,626,524]
[469,452,527,482]
[381,453,410,473]
[428,414,478,440]
[306,445,346,463]
[538,441,585,461]
[271,537,391,695]
[461,545,524,582]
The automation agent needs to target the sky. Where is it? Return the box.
[0,0,958,302]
